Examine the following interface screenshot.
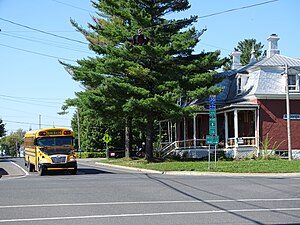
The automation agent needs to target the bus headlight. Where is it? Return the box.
[39,159,49,164]
[69,158,77,162]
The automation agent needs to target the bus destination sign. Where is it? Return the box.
[47,130,62,135]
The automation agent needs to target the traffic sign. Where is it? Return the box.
[206,135,219,145]
[209,95,216,104]
[209,110,216,117]
[208,95,217,136]
[102,134,112,143]
[209,127,217,135]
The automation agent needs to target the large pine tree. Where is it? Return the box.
[61,0,226,161]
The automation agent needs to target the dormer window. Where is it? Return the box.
[288,73,299,91]
[237,75,242,95]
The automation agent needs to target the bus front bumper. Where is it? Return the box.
[39,162,77,171]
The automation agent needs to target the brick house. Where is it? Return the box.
[159,34,300,159]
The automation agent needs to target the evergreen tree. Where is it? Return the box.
[223,38,264,70]
[61,0,226,161]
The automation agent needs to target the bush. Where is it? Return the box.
[76,151,106,158]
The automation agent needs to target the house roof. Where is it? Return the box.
[190,54,300,107]
[255,54,300,67]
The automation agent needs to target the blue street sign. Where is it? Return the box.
[209,95,216,104]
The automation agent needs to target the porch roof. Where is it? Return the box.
[217,102,259,112]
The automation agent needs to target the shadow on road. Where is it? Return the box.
[43,168,114,176]
[78,168,114,175]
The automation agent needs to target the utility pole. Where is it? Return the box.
[284,64,292,160]
[76,108,81,157]
[39,114,41,129]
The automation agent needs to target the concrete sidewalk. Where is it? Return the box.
[0,159,27,179]
[77,158,300,177]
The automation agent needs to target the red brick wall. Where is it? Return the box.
[258,99,300,150]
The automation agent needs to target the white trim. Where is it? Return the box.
[234,109,239,150]
[224,112,228,148]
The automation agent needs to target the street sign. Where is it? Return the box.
[102,134,112,144]
[209,110,216,117]
[209,95,216,104]
[208,95,218,139]
[209,127,217,135]
[206,135,219,145]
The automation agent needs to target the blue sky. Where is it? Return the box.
[0,0,299,133]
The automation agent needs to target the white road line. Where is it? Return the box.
[1,207,300,223]
[10,161,29,176]
[0,161,28,180]
[0,198,300,209]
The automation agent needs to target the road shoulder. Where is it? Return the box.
[0,159,28,179]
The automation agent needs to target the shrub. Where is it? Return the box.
[76,151,106,158]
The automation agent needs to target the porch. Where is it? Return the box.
[157,103,259,159]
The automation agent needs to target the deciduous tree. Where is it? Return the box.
[0,118,5,138]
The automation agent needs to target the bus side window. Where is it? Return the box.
[34,138,38,146]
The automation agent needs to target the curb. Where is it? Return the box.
[0,160,28,179]
[95,162,162,174]
[94,162,300,177]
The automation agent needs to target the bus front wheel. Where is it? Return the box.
[69,168,77,175]
[38,164,45,176]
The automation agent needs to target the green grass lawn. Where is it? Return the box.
[101,158,300,173]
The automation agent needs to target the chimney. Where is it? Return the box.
[267,34,280,58]
[249,45,256,64]
[231,51,242,69]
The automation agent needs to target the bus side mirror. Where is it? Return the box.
[74,139,79,151]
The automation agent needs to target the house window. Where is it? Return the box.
[237,75,242,95]
[288,74,299,91]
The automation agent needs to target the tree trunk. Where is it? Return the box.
[145,116,154,161]
[124,117,132,158]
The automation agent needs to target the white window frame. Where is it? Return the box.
[288,73,299,91]
[237,75,242,95]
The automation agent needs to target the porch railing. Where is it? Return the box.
[227,137,256,148]
[158,136,257,158]
[158,139,207,158]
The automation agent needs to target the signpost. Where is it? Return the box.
[206,95,219,169]
[102,134,112,158]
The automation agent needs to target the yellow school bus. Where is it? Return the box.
[24,127,77,175]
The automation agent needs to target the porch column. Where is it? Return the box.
[168,121,171,143]
[255,108,260,155]
[193,114,197,148]
[224,112,228,148]
[234,109,239,149]
[174,122,177,147]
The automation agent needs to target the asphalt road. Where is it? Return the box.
[0,158,300,225]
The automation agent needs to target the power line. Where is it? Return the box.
[198,0,279,19]
[2,119,71,128]
[49,0,95,13]
[0,94,64,105]
[0,94,67,101]
[0,17,88,45]
[0,32,92,54]
[0,43,77,62]
[0,95,63,108]
[1,106,74,122]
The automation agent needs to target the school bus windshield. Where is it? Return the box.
[37,136,73,147]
